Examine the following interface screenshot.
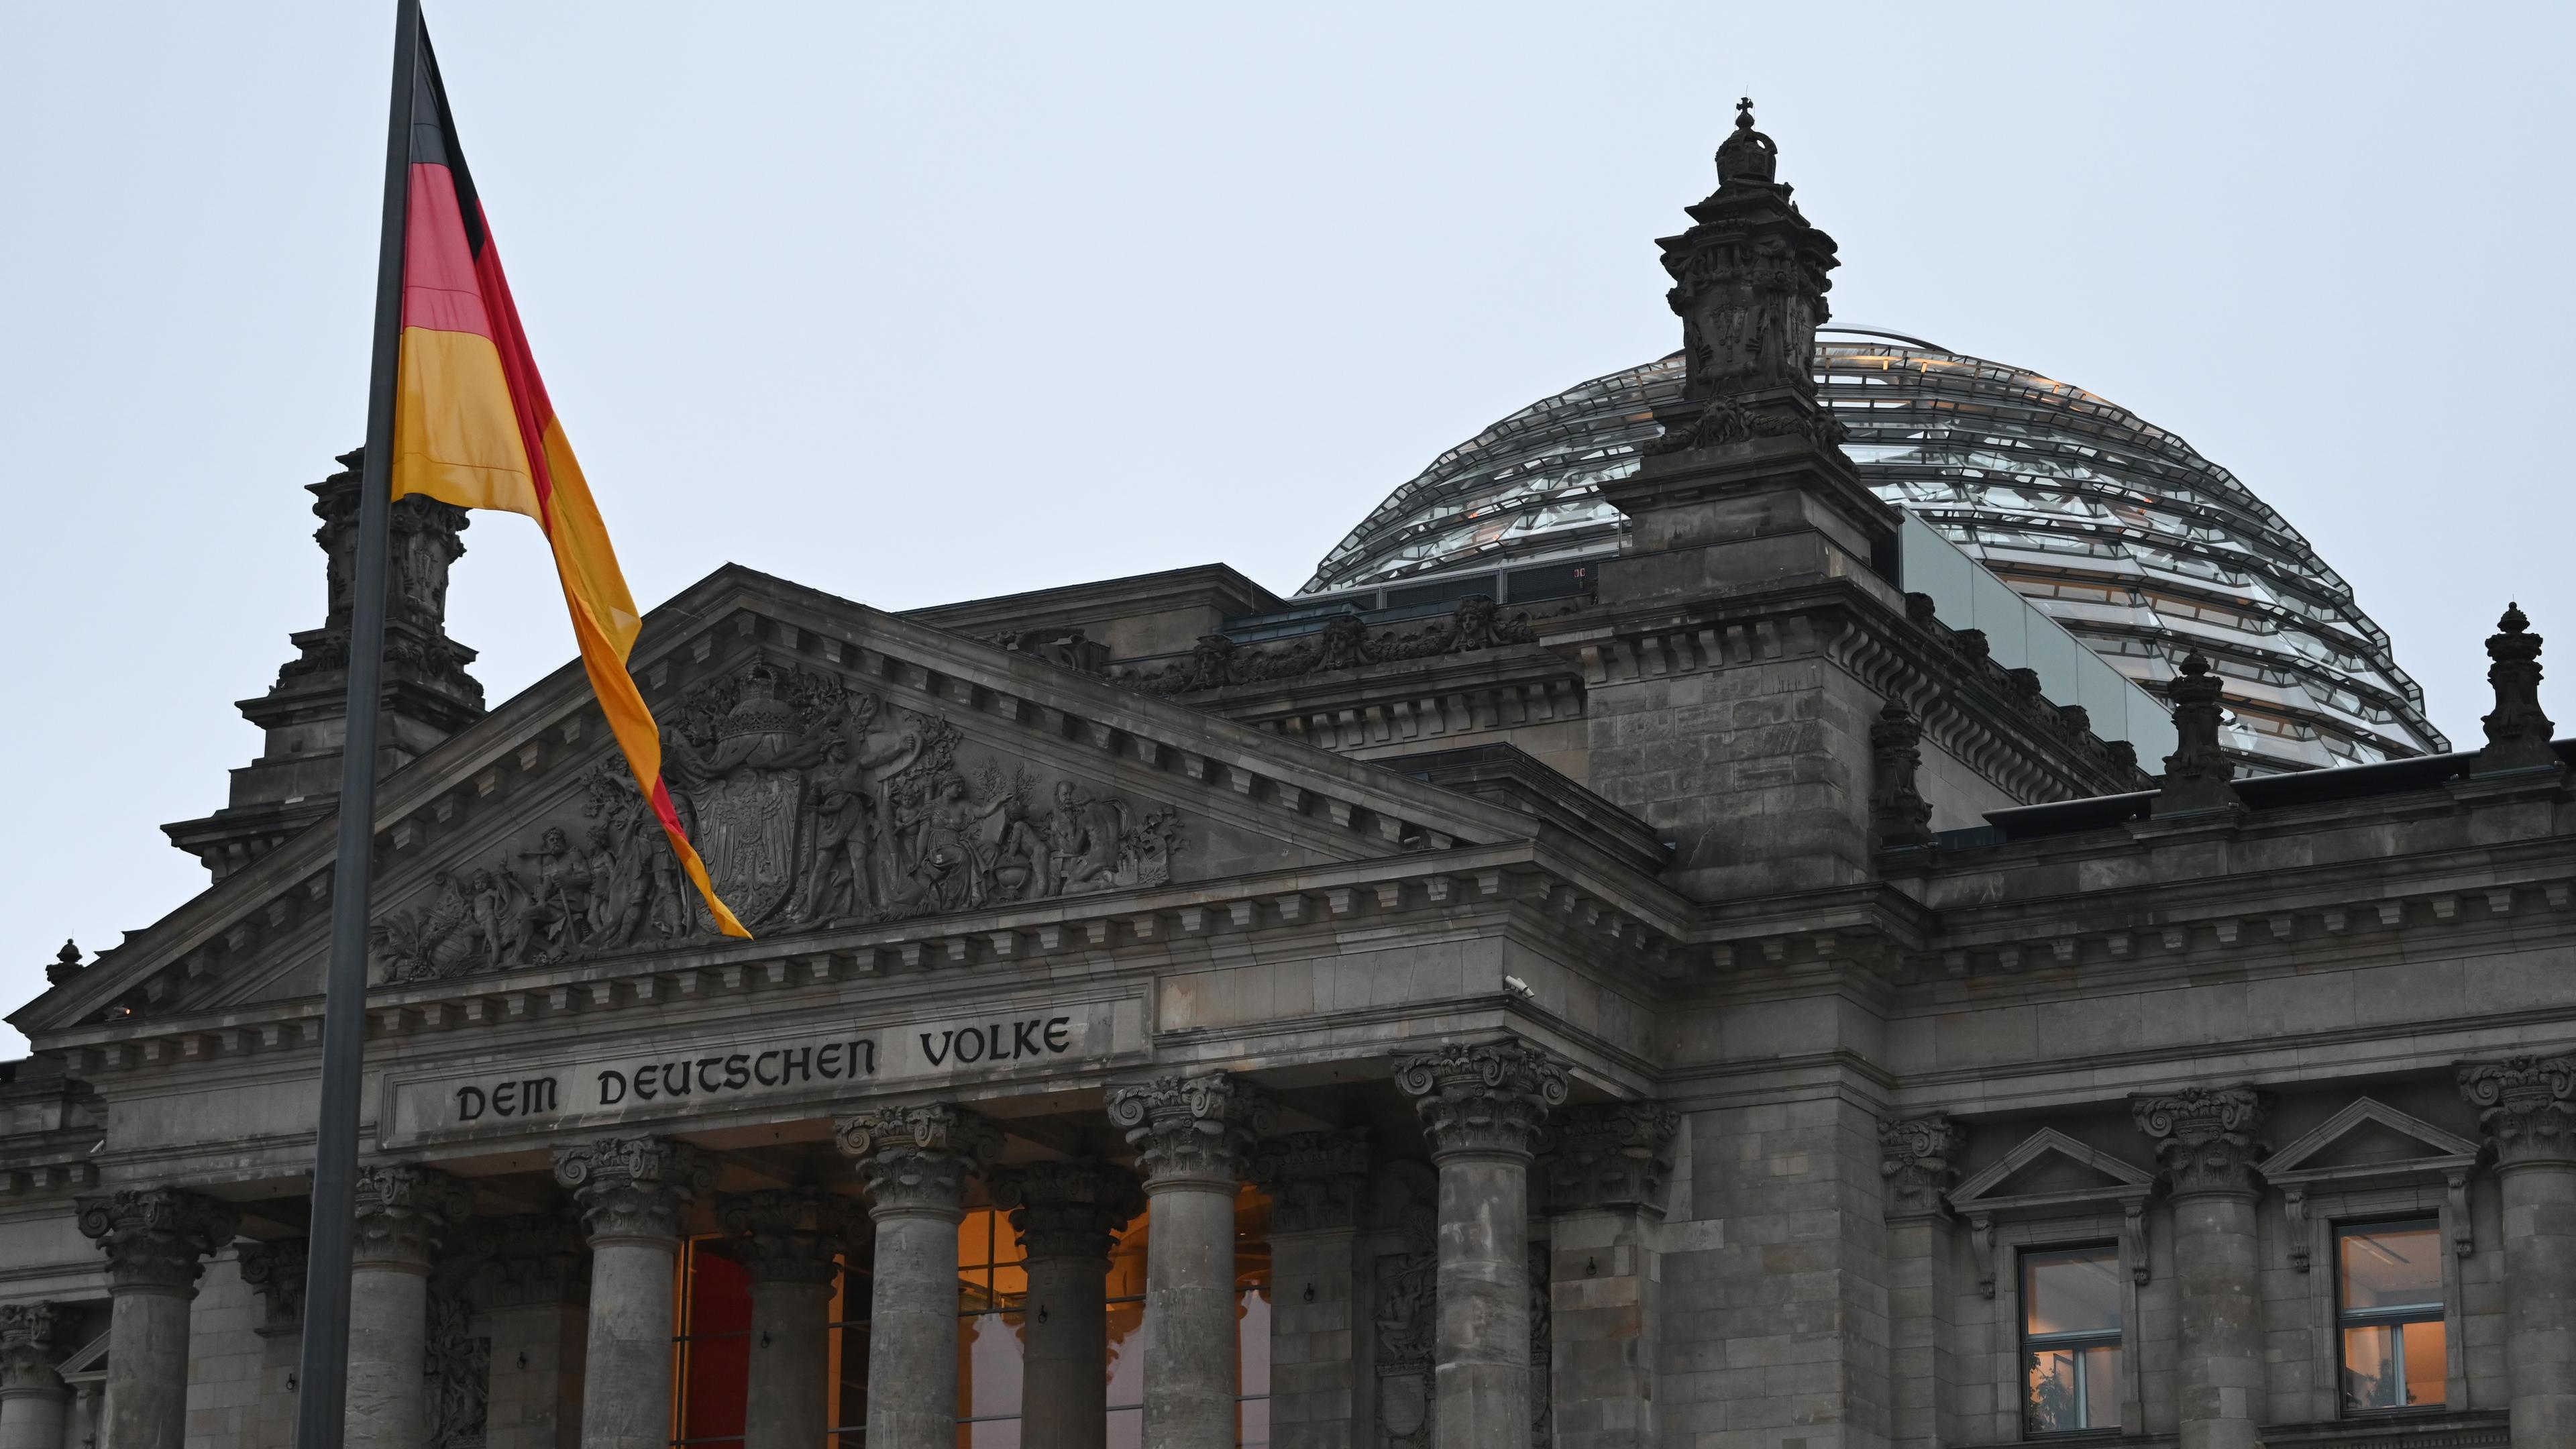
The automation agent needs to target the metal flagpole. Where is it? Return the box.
[294,3,421,1447]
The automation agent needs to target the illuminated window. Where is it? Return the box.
[2337,1220,2445,1414]
[2021,1246,2121,1437]
[672,1243,751,1449]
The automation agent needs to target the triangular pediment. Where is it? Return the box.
[17,565,1582,1036]
[2263,1099,2478,1184]
[1951,1128,2154,1212]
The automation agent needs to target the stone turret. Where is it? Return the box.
[163,449,486,879]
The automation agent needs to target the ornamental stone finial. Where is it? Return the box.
[2131,1085,2267,1197]
[2459,1055,2576,1166]
[2156,653,2243,815]
[552,1136,718,1243]
[1542,1102,1681,1214]
[714,1188,864,1285]
[835,1104,1005,1216]
[236,1239,309,1332]
[351,1165,474,1269]
[1392,1038,1572,1161]
[2475,603,2560,775]
[74,1187,241,1292]
[1105,1073,1275,1191]
[1870,702,1935,848]
[1878,1112,1964,1220]
[1249,1130,1375,1234]
[46,941,83,986]
[987,1161,1147,1260]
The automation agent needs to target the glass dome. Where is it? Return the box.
[1300,329,2445,771]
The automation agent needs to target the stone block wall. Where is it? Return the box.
[182,1254,263,1449]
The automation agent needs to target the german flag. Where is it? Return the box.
[388,26,747,938]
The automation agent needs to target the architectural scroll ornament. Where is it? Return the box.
[1392,1039,1572,1161]
[236,1238,308,1330]
[374,660,1185,983]
[1106,1073,1276,1190]
[2131,1086,2268,1197]
[714,1189,864,1285]
[987,1161,1147,1260]
[835,1105,1005,1216]
[2459,1055,2576,1166]
[74,1187,241,1291]
[1878,1113,1964,1220]
[1250,1130,1374,1234]
[352,1165,474,1269]
[552,1136,718,1242]
[1123,593,1544,696]
[1541,1102,1680,1214]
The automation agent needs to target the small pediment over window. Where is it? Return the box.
[2265,1099,2479,1183]
[1951,1128,2155,1214]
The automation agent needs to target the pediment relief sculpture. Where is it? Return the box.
[374,660,1184,983]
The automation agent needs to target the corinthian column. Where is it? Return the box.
[1251,1130,1373,1449]
[2132,1087,2267,1449]
[346,1167,473,1449]
[1542,1103,1679,1449]
[1106,1073,1273,1449]
[554,1137,717,1449]
[0,1303,72,1449]
[76,1187,239,1449]
[716,1189,863,1449]
[836,1106,1004,1449]
[2461,1056,2576,1442]
[1393,1039,1570,1449]
[989,1161,1146,1449]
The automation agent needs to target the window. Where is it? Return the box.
[2021,1246,2121,1436]
[672,1244,752,1449]
[2338,1220,2445,1413]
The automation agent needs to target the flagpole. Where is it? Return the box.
[295,3,421,1447]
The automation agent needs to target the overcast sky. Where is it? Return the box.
[3,3,2568,1055]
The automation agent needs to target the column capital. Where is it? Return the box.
[714,1187,863,1285]
[835,1104,1002,1220]
[2131,1085,2268,1197]
[74,1187,239,1293]
[988,1161,1146,1260]
[1393,1038,1570,1162]
[553,1136,717,1244]
[0,1301,70,1399]
[236,1238,307,1333]
[460,1214,590,1310]
[1106,1071,1273,1191]
[2459,1055,2576,1167]
[1878,1112,1964,1220]
[1251,1129,1373,1234]
[352,1164,474,1271]
[1544,1101,1681,1214]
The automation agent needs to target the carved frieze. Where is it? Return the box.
[2131,1086,2268,1197]
[1393,1039,1570,1162]
[1107,1073,1274,1190]
[1542,1102,1680,1214]
[2459,1055,2576,1166]
[836,1104,1004,1216]
[552,1136,717,1244]
[987,1161,1146,1260]
[374,659,1186,983]
[1878,1112,1964,1220]
[1120,593,1546,696]
[74,1187,239,1291]
[714,1188,863,1285]
[1251,1129,1373,1234]
[236,1238,308,1331]
[352,1165,474,1269]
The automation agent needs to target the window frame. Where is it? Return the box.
[2013,1241,2129,1440]
[2330,1216,2451,1419]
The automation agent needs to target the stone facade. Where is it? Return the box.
[4,103,2571,1449]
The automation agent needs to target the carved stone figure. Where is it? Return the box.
[425,1291,488,1449]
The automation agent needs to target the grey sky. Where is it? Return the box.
[4,3,2567,1054]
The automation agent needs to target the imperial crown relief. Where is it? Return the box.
[374,661,1185,981]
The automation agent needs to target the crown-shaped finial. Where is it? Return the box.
[1715,97,1779,189]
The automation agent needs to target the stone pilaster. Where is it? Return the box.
[1252,1130,1375,1449]
[1108,1073,1274,1449]
[554,1137,716,1449]
[76,1187,239,1449]
[2474,604,2560,775]
[0,1302,72,1449]
[1540,1103,1676,1449]
[2461,1056,2576,1441]
[2133,1087,2266,1449]
[464,1217,590,1449]
[237,1240,307,1449]
[1878,1114,1962,1448]
[989,1161,1145,1449]
[1393,1040,1568,1449]
[837,1106,1003,1449]
[348,1167,473,1449]
[715,1189,861,1449]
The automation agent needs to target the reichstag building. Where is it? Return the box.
[4,104,2570,1449]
